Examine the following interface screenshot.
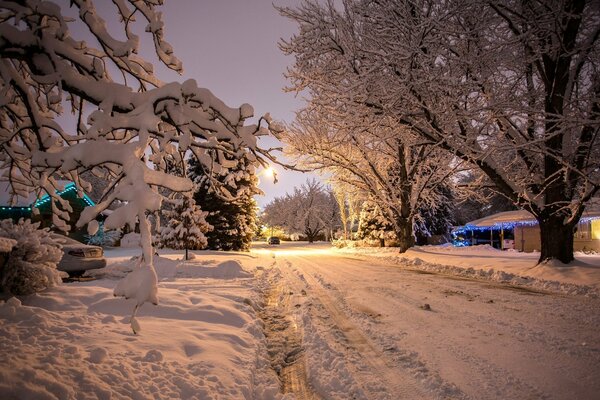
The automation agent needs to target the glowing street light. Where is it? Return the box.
[263,166,274,179]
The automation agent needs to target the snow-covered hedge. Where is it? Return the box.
[0,219,63,296]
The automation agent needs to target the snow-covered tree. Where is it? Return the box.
[356,202,394,247]
[262,179,339,242]
[160,195,211,260]
[280,0,600,263]
[0,1,280,330]
[333,185,350,240]
[453,171,517,226]
[0,219,62,295]
[85,223,122,247]
[189,157,259,251]
[284,108,457,252]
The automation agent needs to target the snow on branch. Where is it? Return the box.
[0,0,280,331]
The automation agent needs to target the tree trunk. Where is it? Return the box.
[538,216,575,264]
[185,247,189,261]
[395,217,414,253]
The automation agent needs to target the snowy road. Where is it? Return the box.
[255,242,600,400]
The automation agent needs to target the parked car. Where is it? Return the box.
[267,237,281,245]
[52,234,107,276]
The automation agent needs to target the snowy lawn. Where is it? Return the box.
[337,244,600,296]
[0,247,281,400]
[2,242,599,400]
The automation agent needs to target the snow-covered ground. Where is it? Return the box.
[337,244,600,296]
[1,242,599,399]
[0,247,282,400]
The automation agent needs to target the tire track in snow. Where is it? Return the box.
[279,253,430,400]
[290,251,599,399]
[257,264,320,399]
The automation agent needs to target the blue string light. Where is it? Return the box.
[453,215,600,235]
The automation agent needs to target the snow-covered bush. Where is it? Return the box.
[160,195,212,259]
[332,239,352,248]
[85,223,121,247]
[0,219,63,296]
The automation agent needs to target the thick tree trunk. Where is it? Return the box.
[538,216,575,264]
[395,217,414,253]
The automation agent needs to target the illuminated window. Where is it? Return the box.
[592,220,600,240]
[575,221,591,240]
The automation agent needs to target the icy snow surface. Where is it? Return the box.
[1,242,599,399]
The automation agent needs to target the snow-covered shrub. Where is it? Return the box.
[0,219,63,296]
[332,239,353,248]
[0,237,17,253]
[85,222,122,247]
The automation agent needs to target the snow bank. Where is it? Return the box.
[119,232,141,248]
[176,260,253,279]
[337,245,600,297]
[88,254,253,281]
[0,249,280,400]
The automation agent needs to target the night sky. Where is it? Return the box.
[101,0,318,208]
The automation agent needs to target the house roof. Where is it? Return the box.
[462,207,600,230]
[467,210,536,228]
[0,180,95,208]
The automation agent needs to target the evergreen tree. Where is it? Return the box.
[189,158,259,251]
[159,195,211,260]
[356,202,394,247]
[414,183,456,245]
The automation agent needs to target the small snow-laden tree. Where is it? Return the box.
[284,108,457,252]
[0,0,281,330]
[356,202,394,247]
[189,156,259,251]
[0,219,62,295]
[160,194,211,260]
[280,0,600,263]
[263,179,339,242]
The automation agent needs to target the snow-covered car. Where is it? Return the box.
[268,237,281,245]
[52,234,106,276]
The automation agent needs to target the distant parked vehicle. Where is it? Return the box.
[52,234,107,276]
[267,237,281,245]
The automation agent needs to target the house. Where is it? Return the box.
[0,181,96,239]
[0,181,37,222]
[453,209,600,252]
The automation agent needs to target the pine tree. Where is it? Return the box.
[356,202,394,247]
[189,158,258,251]
[159,195,211,260]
